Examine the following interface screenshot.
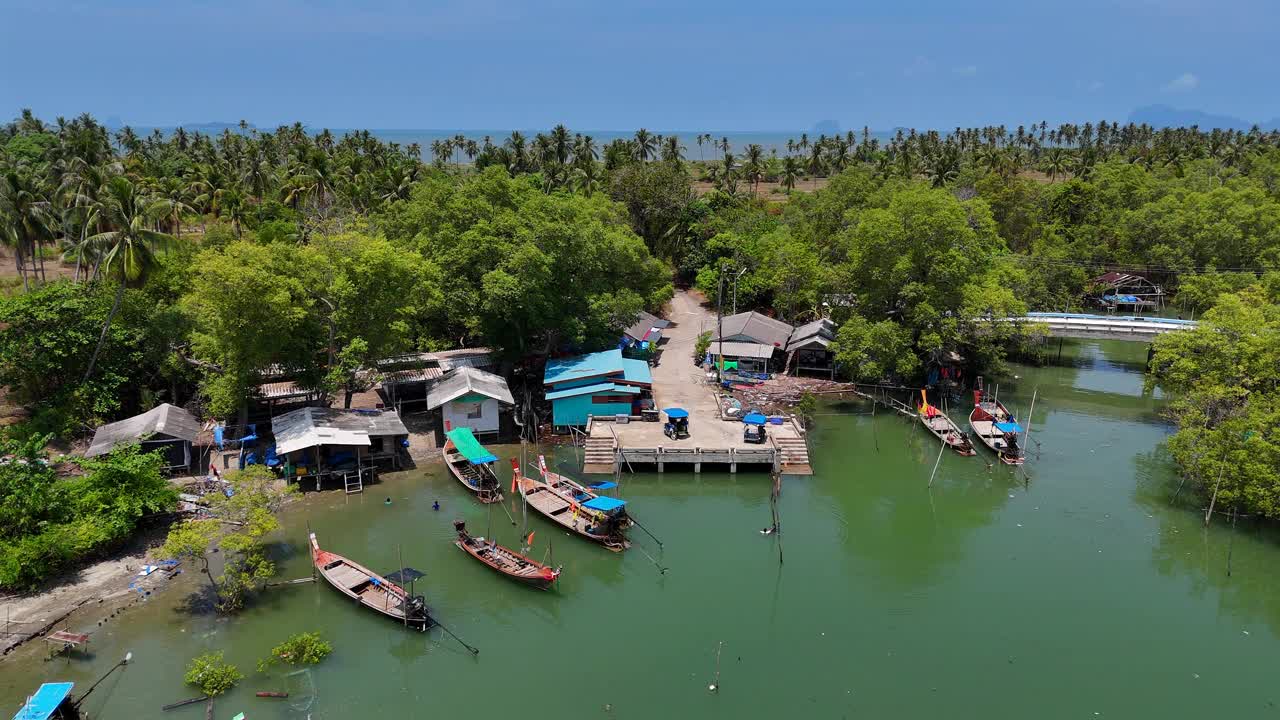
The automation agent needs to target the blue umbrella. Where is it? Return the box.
[664,408,689,419]
[742,412,768,426]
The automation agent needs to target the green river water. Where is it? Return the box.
[6,339,1280,719]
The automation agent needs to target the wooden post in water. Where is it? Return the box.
[398,546,407,629]
[1205,465,1226,527]
[871,401,879,452]
[927,430,947,488]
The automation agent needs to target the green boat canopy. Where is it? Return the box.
[445,427,497,464]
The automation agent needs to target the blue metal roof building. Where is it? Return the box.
[544,349,653,427]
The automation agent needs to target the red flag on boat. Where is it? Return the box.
[973,389,982,406]
[525,532,535,547]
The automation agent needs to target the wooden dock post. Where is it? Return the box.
[657,445,664,473]
[694,448,701,474]
[730,447,737,474]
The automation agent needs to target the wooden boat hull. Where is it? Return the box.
[918,410,977,456]
[453,525,559,589]
[310,533,430,630]
[442,442,503,504]
[516,475,629,551]
[537,457,634,531]
[968,402,1025,465]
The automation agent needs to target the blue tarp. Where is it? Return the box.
[582,496,627,513]
[994,422,1024,433]
[589,481,618,490]
[663,408,689,419]
[12,682,74,720]
[742,412,768,426]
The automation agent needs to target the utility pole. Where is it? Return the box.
[716,261,726,381]
[732,266,746,315]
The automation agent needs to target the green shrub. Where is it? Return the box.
[257,632,333,672]
[694,331,711,363]
[184,652,242,697]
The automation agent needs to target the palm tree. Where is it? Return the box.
[781,156,802,194]
[661,135,685,164]
[572,162,602,197]
[634,129,658,162]
[743,144,765,196]
[696,134,706,162]
[81,176,180,382]
[1044,148,1070,182]
[0,169,56,289]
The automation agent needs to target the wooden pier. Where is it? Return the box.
[582,416,813,475]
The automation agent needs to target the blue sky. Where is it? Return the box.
[2,0,1277,131]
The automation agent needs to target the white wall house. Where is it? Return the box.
[426,367,514,439]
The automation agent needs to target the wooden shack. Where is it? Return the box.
[86,404,201,472]
[271,407,409,490]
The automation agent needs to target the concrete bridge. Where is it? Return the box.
[1012,312,1198,341]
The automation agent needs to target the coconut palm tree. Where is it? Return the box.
[0,169,56,289]
[633,129,658,162]
[1044,147,1070,182]
[661,135,685,164]
[781,156,803,194]
[81,176,180,382]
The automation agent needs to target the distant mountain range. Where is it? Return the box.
[1129,105,1280,131]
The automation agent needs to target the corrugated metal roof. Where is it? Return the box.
[713,311,794,347]
[86,404,200,457]
[545,382,641,401]
[271,407,408,456]
[623,310,670,342]
[620,358,653,386]
[787,318,837,350]
[543,349,625,386]
[709,341,776,359]
[257,380,318,400]
[425,367,514,409]
[381,366,444,385]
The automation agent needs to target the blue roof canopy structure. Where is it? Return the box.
[582,496,627,513]
[589,480,618,490]
[545,382,641,401]
[543,349,625,385]
[663,407,689,419]
[12,682,74,720]
[742,412,768,425]
[994,421,1024,433]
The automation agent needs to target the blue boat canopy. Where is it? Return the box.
[589,480,618,490]
[13,682,74,720]
[582,496,627,513]
[994,421,1024,433]
[742,412,768,426]
[663,408,689,419]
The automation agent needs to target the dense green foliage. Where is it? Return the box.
[257,631,333,672]
[7,110,1280,524]
[184,652,242,697]
[1149,279,1280,520]
[0,441,176,589]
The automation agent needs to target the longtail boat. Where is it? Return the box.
[310,532,429,630]
[918,390,976,456]
[535,455,634,530]
[512,460,630,551]
[452,519,560,589]
[443,427,503,503]
[967,382,1025,465]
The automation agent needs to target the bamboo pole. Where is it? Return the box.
[1204,465,1226,527]
[927,432,947,488]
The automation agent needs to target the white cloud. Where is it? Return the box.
[1162,72,1199,92]
[952,65,978,77]
[903,56,934,77]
